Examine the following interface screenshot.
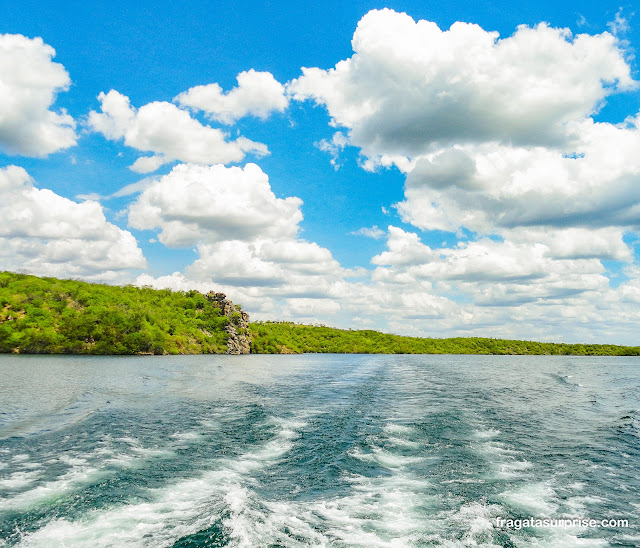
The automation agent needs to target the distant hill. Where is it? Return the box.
[249,323,640,356]
[1,272,639,356]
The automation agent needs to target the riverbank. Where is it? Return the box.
[2,271,639,356]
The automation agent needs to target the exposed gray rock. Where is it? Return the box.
[206,291,251,354]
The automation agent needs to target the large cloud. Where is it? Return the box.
[291,8,640,286]
[372,226,606,289]
[289,9,634,167]
[0,166,146,280]
[185,239,342,291]
[397,118,640,234]
[175,69,288,124]
[87,90,268,173]
[0,33,76,156]
[364,226,633,340]
[128,163,303,247]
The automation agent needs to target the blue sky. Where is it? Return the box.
[2,0,640,343]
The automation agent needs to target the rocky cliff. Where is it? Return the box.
[206,291,251,354]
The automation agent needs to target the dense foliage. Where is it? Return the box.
[0,272,231,354]
[2,272,639,356]
[249,321,640,356]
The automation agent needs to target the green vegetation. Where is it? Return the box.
[249,321,640,356]
[0,272,231,354]
[1,271,639,356]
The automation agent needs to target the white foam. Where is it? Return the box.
[496,460,533,478]
[386,436,420,448]
[169,431,202,441]
[15,473,226,547]
[0,469,41,490]
[501,482,559,515]
[409,500,505,547]
[477,441,519,457]
[0,438,174,512]
[474,428,501,439]
[564,495,606,512]
[382,423,415,435]
[297,470,433,547]
[15,416,304,547]
[19,462,42,470]
[350,446,423,468]
[58,455,87,466]
[518,530,609,547]
[229,419,302,475]
[13,413,442,547]
[0,462,108,512]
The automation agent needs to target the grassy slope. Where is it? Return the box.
[1,272,638,356]
[0,272,231,354]
[249,322,640,356]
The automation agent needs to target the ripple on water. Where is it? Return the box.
[0,354,638,547]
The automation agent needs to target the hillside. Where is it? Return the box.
[0,272,249,355]
[1,272,639,356]
[249,321,640,356]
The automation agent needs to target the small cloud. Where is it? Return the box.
[350,225,385,239]
[175,69,289,124]
[381,206,389,215]
[76,192,102,201]
[576,13,589,28]
[608,7,632,36]
[130,155,168,173]
[111,177,158,198]
[315,131,348,169]
[75,176,158,203]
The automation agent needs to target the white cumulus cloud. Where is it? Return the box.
[175,69,288,124]
[87,90,268,173]
[0,33,76,157]
[128,163,303,247]
[289,8,635,168]
[397,118,640,235]
[0,166,146,280]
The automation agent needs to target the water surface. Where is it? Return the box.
[0,354,638,547]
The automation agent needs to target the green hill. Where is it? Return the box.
[1,271,639,356]
[0,271,249,355]
[249,321,640,356]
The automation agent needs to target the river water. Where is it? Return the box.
[0,354,638,547]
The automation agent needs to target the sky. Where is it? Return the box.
[2,0,640,344]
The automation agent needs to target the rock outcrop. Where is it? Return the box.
[206,291,251,354]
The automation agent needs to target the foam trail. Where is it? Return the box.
[14,417,304,548]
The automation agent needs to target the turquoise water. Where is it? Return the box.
[0,354,638,547]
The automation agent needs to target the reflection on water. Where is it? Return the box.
[0,354,638,546]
